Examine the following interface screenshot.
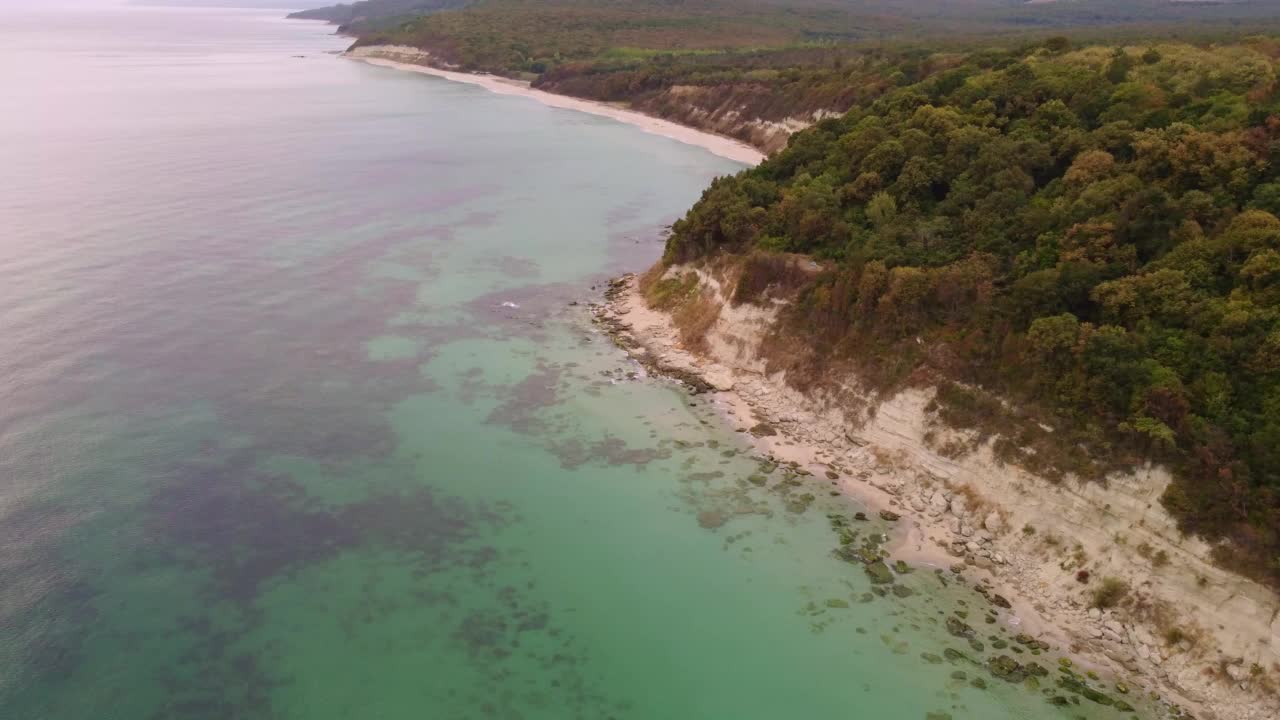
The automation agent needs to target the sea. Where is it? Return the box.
[0,4,1136,718]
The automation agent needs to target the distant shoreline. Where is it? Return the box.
[342,45,766,167]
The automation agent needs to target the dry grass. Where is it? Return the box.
[637,262,666,296]
[730,251,816,306]
[642,267,700,312]
[637,263,724,355]
[1127,598,1207,652]
[1091,577,1131,609]
[673,288,722,354]
[949,483,990,518]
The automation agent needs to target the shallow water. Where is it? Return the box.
[1,6,1140,719]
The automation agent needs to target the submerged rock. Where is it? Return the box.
[946,616,976,639]
[785,493,816,514]
[988,654,1027,683]
[834,544,881,565]
[697,510,727,529]
[879,510,901,521]
[1057,675,1117,707]
[865,560,895,585]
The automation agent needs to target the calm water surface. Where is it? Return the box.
[0,5,1138,719]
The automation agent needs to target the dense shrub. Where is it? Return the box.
[664,40,1280,587]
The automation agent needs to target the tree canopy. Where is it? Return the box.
[664,38,1280,585]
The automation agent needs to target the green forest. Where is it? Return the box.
[336,0,1280,58]
[347,0,1280,78]
[663,38,1280,586]
[343,0,1280,149]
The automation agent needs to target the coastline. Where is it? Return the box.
[342,46,767,166]
[591,272,1280,720]
[592,274,1063,626]
[331,37,1274,719]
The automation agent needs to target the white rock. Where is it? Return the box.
[929,491,950,513]
[983,510,1005,534]
[1133,627,1155,647]
[703,366,736,391]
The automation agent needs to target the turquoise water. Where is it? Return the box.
[1,5,1139,719]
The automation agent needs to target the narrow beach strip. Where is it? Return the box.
[343,45,766,166]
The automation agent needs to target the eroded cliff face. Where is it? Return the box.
[538,81,841,154]
[619,260,1280,720]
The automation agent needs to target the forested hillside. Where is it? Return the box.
[662,38,1280,585]
[352,0,1280,74]
[335,0,1280,150]
[287,0,469,30]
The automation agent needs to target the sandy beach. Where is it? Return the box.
[343,46,767,166]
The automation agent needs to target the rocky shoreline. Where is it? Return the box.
[591,271,1280,720]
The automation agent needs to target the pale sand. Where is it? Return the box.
[343,46,766,166]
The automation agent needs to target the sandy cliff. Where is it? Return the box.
[596,262,1280,720]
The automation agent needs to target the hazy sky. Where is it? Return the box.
[0,0,126,5]
[0,0,126,6]
[0,0,328,7]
